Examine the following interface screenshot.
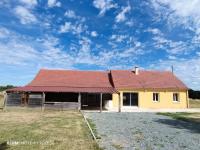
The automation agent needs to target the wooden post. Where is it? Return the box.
[3,92,7,111]
[100,93,102,113]
[25,93,28,106]
[118,93,121,112]
[21,92,24,106]
[27,93,29,106]
[42,92,45,111]
[78,93,81,111]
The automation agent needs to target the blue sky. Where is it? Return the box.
[0,0,200,90]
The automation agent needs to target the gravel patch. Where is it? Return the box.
[84,112,200,150]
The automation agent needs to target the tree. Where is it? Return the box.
[188,89,200,99]
[0,85,15,92]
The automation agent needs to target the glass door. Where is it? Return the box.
[123,93,130,106]
[123,92,138,106]
[131,93,138,106]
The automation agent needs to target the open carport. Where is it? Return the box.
[6,88,114,111]
[5,69,117,111]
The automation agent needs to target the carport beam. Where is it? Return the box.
[3,92,7,111]
[42,92,45,111]
[78,93,81,111]
[100,93,102,113]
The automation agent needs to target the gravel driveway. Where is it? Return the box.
[84,112,200,150]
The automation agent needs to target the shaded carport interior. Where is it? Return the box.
[45,92,112,109]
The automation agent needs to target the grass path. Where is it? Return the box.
[189,99,200,108]
[157,112,200,123]
[0,108,101,150]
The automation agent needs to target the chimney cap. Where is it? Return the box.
[134,66,139,75]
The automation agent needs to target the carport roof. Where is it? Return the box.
[7,69,117,93]
[28,69,113,88]
[7,86,117,93]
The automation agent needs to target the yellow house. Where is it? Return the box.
[6,68,188,111]
[110,67,188,110]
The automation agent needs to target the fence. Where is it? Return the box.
[44,102,79,110]
[28,94,42,107]
[7,93,21,106]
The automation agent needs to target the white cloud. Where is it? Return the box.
[47,0,61,8]
[115,3,131,23]
[19,0,37,7]
[0,27,10,38]
[152,35,191,55]
[14,6,37,24]
[0,0,11,8]
[116,47,142,58]
[91,31,98,37]
[148,29,194,55]
[59,22,71,33]
[64,10,86,22]
[59,22,85,35]
[110,34,127,42]
[151,0,200,43]
[77,37,92,63]
[0,27,73,68]
[168,55,177,60]
[93,0,118,16]
[65,10,76,19]
[146,28,162,35]
[125,20,134,27]
[0,42,39,65]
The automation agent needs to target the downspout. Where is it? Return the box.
[186,90,189,108]
[118,92,121,112]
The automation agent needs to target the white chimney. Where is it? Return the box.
[134,66,139,75]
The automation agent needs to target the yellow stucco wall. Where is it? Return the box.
[112,89,188,109]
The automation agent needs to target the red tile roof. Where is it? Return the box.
[7,69,117,93]
[111,70,188,90]
[7,68,188,93]
[28,69,113,88]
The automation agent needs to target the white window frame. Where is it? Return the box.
[153,93,159,102]
[173,93,180,102]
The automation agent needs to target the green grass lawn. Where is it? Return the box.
[0,108,101,150]
[157,112,200,123]
[189,99,200,108]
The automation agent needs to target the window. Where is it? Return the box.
[123,93,138,106]
[153,93,159,102]
[173,93,179,102]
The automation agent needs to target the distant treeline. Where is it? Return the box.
[0,85,15,92]
[189,89,200,99]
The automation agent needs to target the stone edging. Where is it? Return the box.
[80,110,97,142]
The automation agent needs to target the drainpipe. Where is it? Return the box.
[186,90,189,108]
